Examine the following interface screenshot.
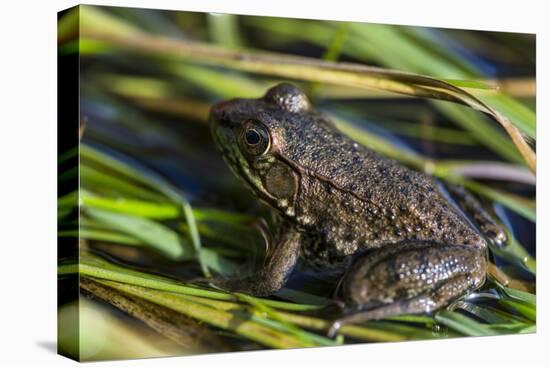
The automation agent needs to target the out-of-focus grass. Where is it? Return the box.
[62,5,535,172]
[58,5,536,357]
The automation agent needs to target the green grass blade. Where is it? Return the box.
[81,164,167,201]
[81,192,180,219]
[182,202,210,278]
[84,207,193,260]
[435,310,495,336]
[95,279,318,349]
[59,228,144,246]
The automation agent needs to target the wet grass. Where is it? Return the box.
[58,5,536,358]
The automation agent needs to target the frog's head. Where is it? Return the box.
[209,83,314,217]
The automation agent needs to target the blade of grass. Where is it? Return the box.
[99,74,174,99]
[182,201,210,278]
[95,279,319,349]
[274,288,330,306]
[80,277,234,352]
[384,314,436,325]
[486,323,535,334]
[168,63,268,99]
[235,293,340,346]
[81,190,254,224]
[373,120,478,146]
[59,228,144,246]
[435,310,496,337]
[207,13,243,48]
[58,146,78,165]
[489,238,536,275]
[498,299,536,322]
[80,144,180,202]
[496,283,536,305]
[452,301,515,324]
[84,207,193,260]
[479,94,536,139]
[81,165,167,202]
[81,191,180,219]
[438,161,535,185]
[433,101,523,164]
[433,171,536,223]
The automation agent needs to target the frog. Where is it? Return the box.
[208,82,506,326]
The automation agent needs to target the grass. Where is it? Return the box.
[58,5,536,358]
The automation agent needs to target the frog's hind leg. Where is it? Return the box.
[443,183,508,248]
[329,241,487,334]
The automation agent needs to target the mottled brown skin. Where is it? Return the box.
[209,83,499,322]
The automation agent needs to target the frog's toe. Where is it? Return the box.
[327,321,343,338]
[488,228,508,248]
[303,300,348,319]
[188,276,233,293]
[206,277,248,294]
[325,304,380,337]
[188,276,211,287]
[328,299,423,331]
[189,275,278,297]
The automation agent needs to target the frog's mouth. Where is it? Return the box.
[216,140,272,206]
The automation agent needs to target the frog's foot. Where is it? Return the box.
[251,217,272,254]
[188,276,234,292]
[443,183,508,248]
[189,272,288,297]
[328,241,487,335]
[302,300,348,319]
[187,276,211,287]
[188,275,255,294]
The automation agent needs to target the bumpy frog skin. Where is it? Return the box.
[209,83,503,323]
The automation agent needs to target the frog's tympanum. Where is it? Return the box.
[209,83,505,324]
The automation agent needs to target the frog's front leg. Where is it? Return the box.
[204,222,302,297]
[332,240,487,329]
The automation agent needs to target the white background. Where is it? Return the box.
[0,0,547,366]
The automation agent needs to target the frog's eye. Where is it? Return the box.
[245,129,261,145]
[241,121,270,156]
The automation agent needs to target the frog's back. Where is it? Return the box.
[279,111,438,210]
[277,112,482,260]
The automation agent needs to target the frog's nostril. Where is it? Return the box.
[212,100,232,115]
[211,100,235,126]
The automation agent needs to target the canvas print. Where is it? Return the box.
[57,5,536,361]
